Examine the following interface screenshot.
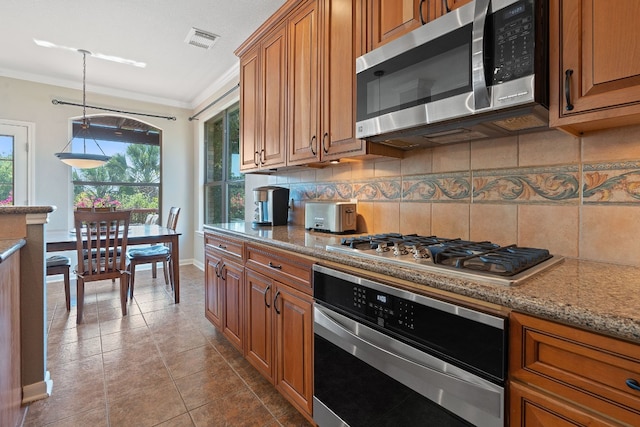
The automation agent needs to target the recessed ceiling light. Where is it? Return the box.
[34,39,146,68]
[184,28,219,50]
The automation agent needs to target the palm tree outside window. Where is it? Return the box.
[71,115,161,224]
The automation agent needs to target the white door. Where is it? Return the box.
[0,122,31,205]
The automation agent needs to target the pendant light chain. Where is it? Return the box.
[82,50,87,126]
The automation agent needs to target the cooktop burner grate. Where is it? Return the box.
[332,233,562,285]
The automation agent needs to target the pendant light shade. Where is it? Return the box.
[54,49,111,169]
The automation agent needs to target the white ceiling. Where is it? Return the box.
[0,0,286,109]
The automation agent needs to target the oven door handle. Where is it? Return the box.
[314,304,504,425]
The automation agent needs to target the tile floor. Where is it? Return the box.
[23,265,313,427]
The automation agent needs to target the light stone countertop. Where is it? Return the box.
[205,222,640,344]
[0,206,56,215]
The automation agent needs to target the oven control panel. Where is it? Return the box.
[352,285,416,331]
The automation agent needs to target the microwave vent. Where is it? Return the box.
[422,128,491,144]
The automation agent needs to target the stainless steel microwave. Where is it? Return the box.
[356,0,549,149]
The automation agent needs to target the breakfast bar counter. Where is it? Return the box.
[204,222,640,343]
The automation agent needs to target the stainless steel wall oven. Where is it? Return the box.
[313,265,506,426]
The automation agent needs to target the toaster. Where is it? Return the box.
[305,201,357,233]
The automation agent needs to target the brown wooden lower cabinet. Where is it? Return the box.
[204,232,315,423]
[245,268,314,418]
[204,233,245,352]
[273,281,314,417]
[0,250,23,427]
[509,312,640,426]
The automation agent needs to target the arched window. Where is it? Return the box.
[71,115,161,224]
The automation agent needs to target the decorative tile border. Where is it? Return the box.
[316,182,354,200]
[473,165,580,203]
[289,161,640,206]
[352,178,402,201]
[401,172,471,202]
[289,184,317,201]
[583,161,640,204]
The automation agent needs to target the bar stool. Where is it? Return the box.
[46,255,71,311]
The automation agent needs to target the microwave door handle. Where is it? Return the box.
[472,0,491,110]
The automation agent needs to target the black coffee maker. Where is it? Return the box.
[252,186,289,226]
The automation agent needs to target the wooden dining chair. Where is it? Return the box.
[73,209,131,323]
[126,207,180,298]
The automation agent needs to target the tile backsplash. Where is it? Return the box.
[246,124,640,266]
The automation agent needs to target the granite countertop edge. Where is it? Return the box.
[0,239,26,263]
[204,224,640,344]
[0,205,56,215]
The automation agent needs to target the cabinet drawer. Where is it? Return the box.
[510,312,640,424]
[246,243,313,295]
[205,232,244,260]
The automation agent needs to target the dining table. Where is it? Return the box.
[46,224,181,303]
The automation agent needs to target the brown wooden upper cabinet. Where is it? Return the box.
[239,23,287,172]
[369,0,471,49]
[550,0,640,134]
[288,0,375,165]
[237,0,402,171]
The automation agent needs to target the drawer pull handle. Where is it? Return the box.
[264,285,271,308]
[214,261,221,278]
[268,261,282,269]
[218,244,227,249]
[627,378,640,391]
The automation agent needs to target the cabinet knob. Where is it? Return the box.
[627,378,640,391]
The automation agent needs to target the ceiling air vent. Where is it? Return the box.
[185,28,219,50]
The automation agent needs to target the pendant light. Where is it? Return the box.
[55,49,110,168]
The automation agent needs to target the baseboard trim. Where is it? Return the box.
[22,370,53,404]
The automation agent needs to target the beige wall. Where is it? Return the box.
[247,125,640,267]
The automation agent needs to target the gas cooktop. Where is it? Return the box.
[325,233,564,286]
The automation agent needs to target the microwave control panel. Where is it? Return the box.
[492,0,535,83]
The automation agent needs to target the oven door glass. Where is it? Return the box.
[313,304,505,427]
[314,334,474,427]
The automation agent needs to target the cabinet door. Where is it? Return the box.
[274,283,314,416]
[370,0,422,49]
[239,46,260,172]
[245,269,274,381]
[205,252,223,328]
[261,24,287,168]
[550,0,640,133]
[510,381,619,427]
[221,260,244,352]
[287,0,320,165]
[320,0,365,160]
[442,0,471,13]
